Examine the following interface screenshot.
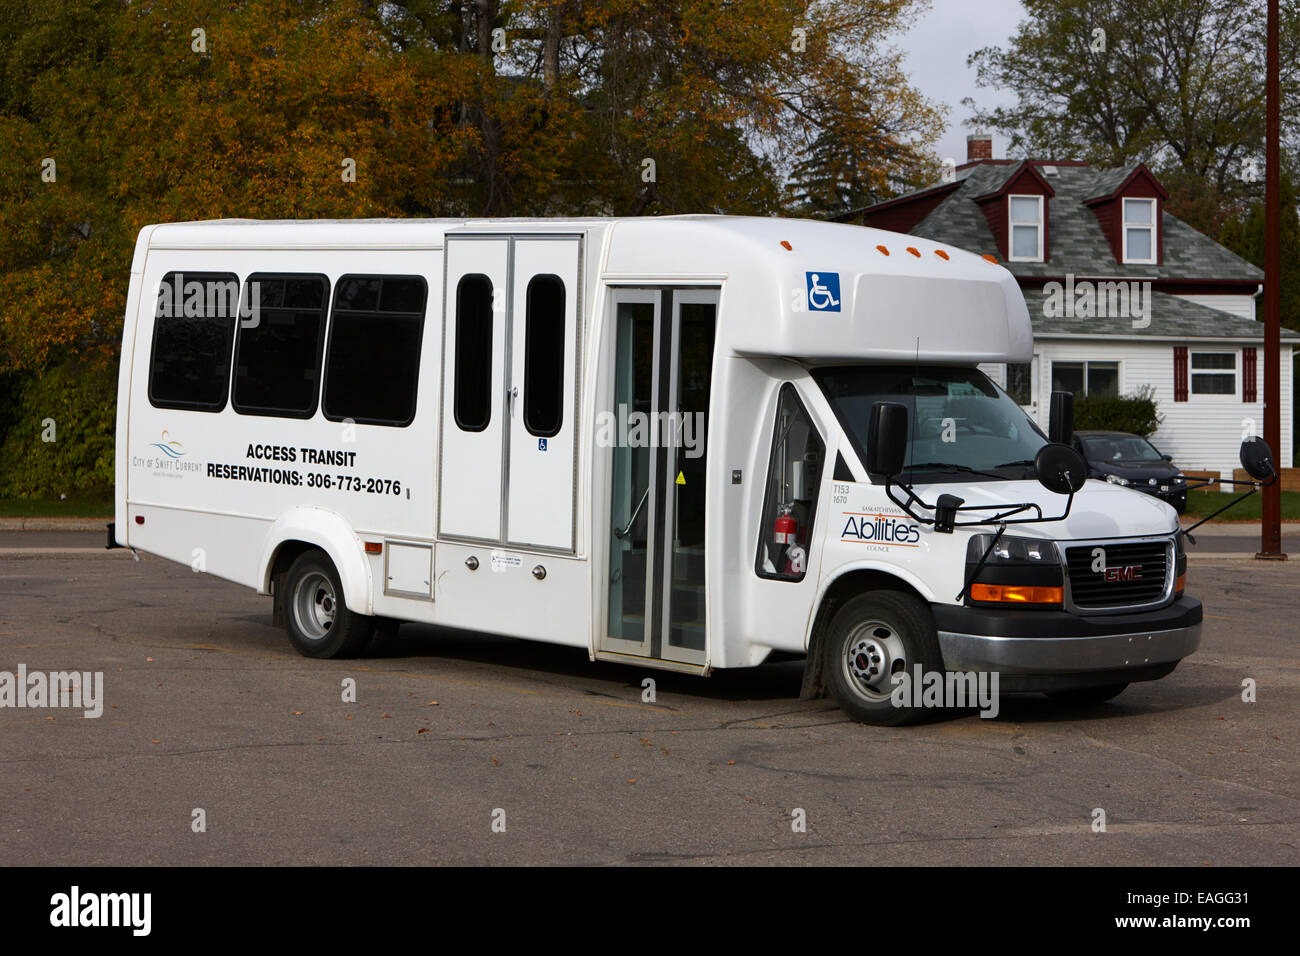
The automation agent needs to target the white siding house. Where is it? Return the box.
[848,154,1297,479]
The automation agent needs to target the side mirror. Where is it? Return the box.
[1161,454,1173,462]
[1035,443,1087,495]
[1240,436,1276,483]
[1048,390,1074,445]
[867,402,909,477]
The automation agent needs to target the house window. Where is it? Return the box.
[1122,198,1157,263]
[1051,361,1119,398]
[1008,195,1044,261]
[1190,351,1236,395]
[1005,362,1032,405]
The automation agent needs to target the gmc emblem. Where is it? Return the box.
[1103,565,1143,582]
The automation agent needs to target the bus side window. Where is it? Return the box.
[755,384,824,581]
[322,275,427,427]
[523,274,565,438]
[454,274,493,432]
[147,271,240,412]
[232,274,330,419]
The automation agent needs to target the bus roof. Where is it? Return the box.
[137,215,1032,364]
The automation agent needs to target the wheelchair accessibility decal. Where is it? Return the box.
[805,272,841,312]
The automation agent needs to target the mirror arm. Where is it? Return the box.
[1179,484,1263,538]
[883,476,935,525]
[884,478,1074,528]
[1183,474,1275,492]
[956,522,1007,602]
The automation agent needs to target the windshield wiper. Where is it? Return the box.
[993,459,1036,472]
[905,462,1010,481]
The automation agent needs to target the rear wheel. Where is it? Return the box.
[1046,683,1128,705]
[282,551,373,659]
[826,591,944,726]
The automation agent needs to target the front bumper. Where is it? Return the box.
[932,597,1202,692]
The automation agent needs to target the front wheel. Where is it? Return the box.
[282,551,373,659]
[826,591,944,726]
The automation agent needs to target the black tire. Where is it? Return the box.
[826,591,944,726]
[365,617,402,656]
[281,550,373,659]
[1046,683,1128,705]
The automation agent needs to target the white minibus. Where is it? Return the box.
[113,216,1275,724]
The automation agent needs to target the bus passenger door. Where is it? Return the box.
[439,237,508,542]
[600,288,717,668]
[505,237,581,551]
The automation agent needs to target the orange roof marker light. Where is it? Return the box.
[875,244,890,256]
[906,246,921,257]
[934,249,950,260]
[981,253,998,264]
[779,240,792,250]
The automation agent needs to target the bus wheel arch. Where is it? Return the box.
[800,569,932,703]
[258,510,373,618]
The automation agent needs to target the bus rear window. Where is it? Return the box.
[147,271,240,411]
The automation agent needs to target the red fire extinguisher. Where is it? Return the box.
[773,505,797,546]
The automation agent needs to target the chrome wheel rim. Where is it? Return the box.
[842,620,908,702]
[293,571,336,641]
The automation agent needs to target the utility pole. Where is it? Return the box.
[1259,0,1285,560]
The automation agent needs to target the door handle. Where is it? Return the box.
[615,487,650,539]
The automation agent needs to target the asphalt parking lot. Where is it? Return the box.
[1,541,1296,866]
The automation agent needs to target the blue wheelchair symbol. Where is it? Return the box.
[806,272,841,312]
[538,438,548,451]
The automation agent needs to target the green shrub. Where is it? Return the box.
[1072,385,1162,437]
[0,356,117,498]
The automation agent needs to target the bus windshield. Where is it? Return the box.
[813,365,1049,481]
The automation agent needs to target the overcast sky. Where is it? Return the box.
[894,0,1029,164]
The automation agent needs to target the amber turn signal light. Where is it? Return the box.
[969,583,1063,604]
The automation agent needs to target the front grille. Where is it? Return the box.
[1064,540,1170,610]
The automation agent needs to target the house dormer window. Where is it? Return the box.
[1122,197,1157,263]
[1008,195,1044,261]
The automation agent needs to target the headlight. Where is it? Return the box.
[965,534,1063,605]
[966,533,1055,563]
[1105,474,1131,486]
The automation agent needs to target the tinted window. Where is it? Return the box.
[814,365,1047,480]
[523,275,566,437]
[755,384,824,582]
[323,275,427,426]
[148,271,240,411]
[1083,436,1162,462]
[232,275,329,418]
[454,274,493,431]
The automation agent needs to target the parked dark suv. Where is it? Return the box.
[1072,430,1188,513]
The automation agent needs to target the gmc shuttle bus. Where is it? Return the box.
[113,216,1275,725]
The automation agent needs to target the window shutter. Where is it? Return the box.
[1173,346,1188,402]
[1243,347,1257,403]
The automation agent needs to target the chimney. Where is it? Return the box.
[967,133,993,163]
